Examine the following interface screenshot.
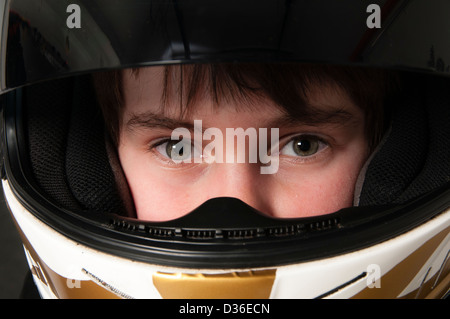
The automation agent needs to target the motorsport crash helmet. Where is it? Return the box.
[0,0,449,299]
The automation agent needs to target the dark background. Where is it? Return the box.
[0,0,29,299]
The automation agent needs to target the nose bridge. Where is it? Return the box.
[221,162,255,189]
[223,126,259,164]
[200,125,274,215]
[208,162,271,214]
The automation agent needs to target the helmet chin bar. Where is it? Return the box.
[107,196,344,265]
[4,179,450,299]
[102,188,449,270]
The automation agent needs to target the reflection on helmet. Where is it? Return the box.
[1,0,449,299]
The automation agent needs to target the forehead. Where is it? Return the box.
[121,65,362,123]
[122,67,166,114]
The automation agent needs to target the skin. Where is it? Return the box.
[118,67,369,221]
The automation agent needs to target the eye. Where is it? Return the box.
[154,139,194,162]
[280,135,327,157]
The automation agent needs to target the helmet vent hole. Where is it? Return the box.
[267,225,302,237]
[306,218,340,231]
[223,229,259,239]
[183,229,217,240]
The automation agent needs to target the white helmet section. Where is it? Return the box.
[3,179,449,299]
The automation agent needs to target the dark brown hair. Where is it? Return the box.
[93,63,399,151]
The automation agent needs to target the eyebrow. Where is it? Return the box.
[126,112,196,131]
[266,107,357,129]
[126,107,357,132]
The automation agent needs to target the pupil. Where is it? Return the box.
[296,139,311,152]
[292,137,319,156]
[177,145,184,156]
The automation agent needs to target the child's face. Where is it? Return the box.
[118,67,369,221]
